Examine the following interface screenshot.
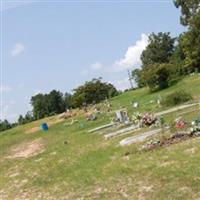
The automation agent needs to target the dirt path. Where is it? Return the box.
[6,138,44,159]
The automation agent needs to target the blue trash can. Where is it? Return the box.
[41,123,48,131]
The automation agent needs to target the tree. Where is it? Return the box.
[72,78,118,107]
[174,0,200,72]
[64,92,73,109]
[141,32,175,66]
[24,111,34,123]
[140,63,178,91]
[18,115,25,125]
[31,94,48,119]
[47,90,65,115]
[131,69,144,88]
[0,120,12,132]
[30,90,66,120]
[174,0,200,26]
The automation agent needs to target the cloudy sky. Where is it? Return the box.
[1,0,185,122]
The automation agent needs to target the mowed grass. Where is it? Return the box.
[0,74,200,200]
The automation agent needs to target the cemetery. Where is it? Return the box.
[1,1,200,198]
[0,74,200,199]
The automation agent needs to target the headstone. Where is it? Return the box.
[115,109,130,124]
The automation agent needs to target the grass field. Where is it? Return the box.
[0,74,200,200]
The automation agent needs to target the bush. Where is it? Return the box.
[139,63,180,92]
[162,90,192,106]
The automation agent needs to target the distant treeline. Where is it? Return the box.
[0,78,119,132]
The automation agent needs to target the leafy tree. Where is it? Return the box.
[140,63,178,91]
[18,115,25,125]
[131,69,144,88]
[72,78,118,107]
[174,0,200,26]
[141,32,175,66]
[64,92,73,109]
[181,25,200,72]
[31,90,65,119]
[24,111,34,123]
[47,90,65,115]
[174,0,200,72]
[31,94,48,119]
[0,119,12,132]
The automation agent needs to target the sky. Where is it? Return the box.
[1,0,186,122]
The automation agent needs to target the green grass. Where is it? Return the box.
[0,74,200,199]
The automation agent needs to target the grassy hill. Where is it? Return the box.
[1,74,200,200]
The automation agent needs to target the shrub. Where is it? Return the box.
[162,90,192,106]
[139,63,180,92]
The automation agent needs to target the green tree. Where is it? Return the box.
[174,0,200,72]
[0,119,12,132]
[72,78,118,107]
[47,90,65,115]
[64,92,73,109]
[140,63,178,91]
[141,32,175,66]
[31,90,65,119]
[131,69,144,88]
[174,0,200,26]
[31,94,48,119]
[18,115,25,125]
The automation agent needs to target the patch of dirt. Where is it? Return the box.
[7,138,44,159]
[25,126,40,134]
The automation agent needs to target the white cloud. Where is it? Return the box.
[115,33,149,71]
[11,43,25,57]
[90,62,103,70]
[0,85,12,93]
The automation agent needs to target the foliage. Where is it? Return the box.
[132,32,179,90]
[72,78,119,107]
[132,69,144,88]
[31,90,65,119]
[162,90,192,106]
[174,0,200,72]
[174,0,200,26]
[141,32,175,66]
[180,13,200,72]
[18,111,34,125]
[140,63,179,91]
[64,92,73,109]
[0,120,12,132]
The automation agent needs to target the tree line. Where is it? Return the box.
[132,0,200,91]
[0,79,118,131]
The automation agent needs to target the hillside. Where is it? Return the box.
[1,74,200,200]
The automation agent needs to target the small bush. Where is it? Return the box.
[162,90,192,106]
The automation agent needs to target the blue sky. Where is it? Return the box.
[1,0,185,122]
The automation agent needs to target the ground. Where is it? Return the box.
[0,74,200,200]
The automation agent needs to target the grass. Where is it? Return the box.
[0,74,200,199]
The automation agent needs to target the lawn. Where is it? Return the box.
[0,74,200,200]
